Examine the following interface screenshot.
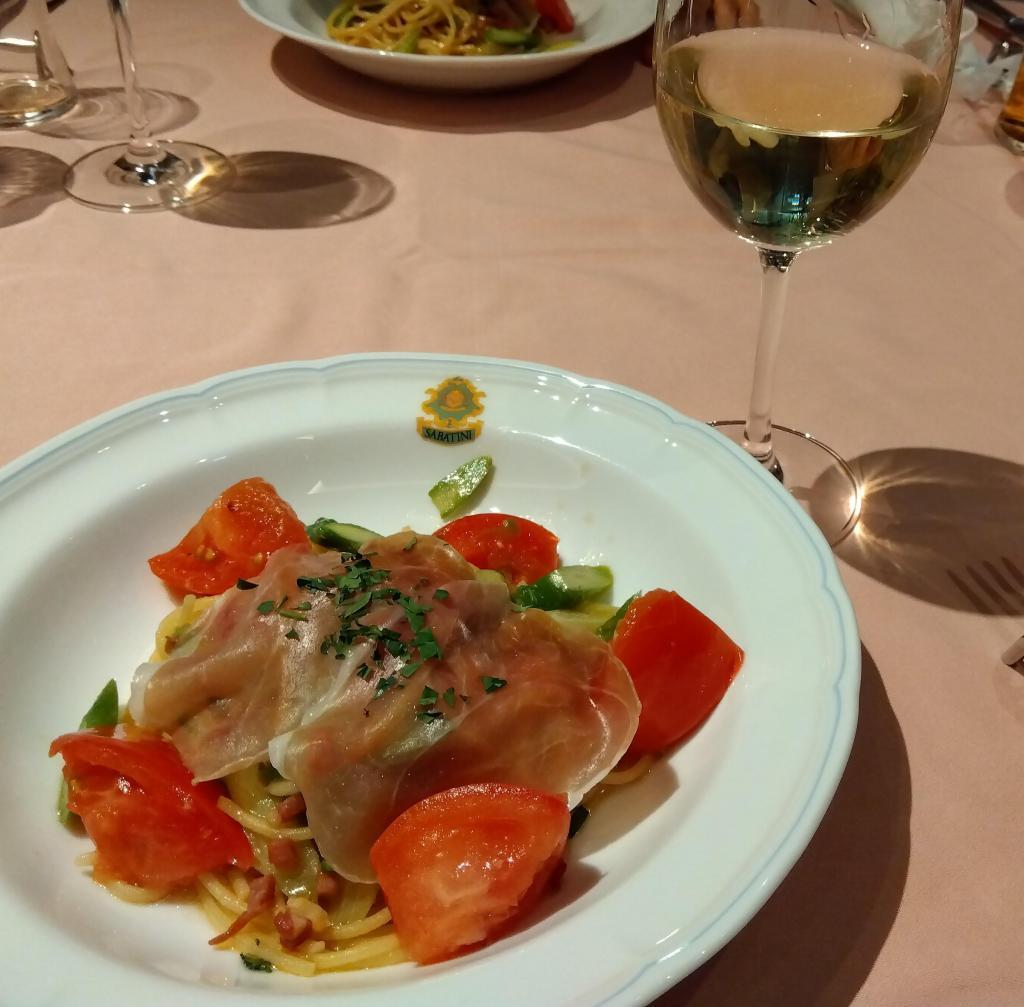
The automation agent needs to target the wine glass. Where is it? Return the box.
[63,0,232,212]
[654,0,960,544]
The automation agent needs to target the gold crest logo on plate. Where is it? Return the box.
[417,376,486,444]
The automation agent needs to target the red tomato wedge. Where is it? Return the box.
[612,589,743,757]
[148,477,309,596]
[50,731,253,888]
[535,0,574,33]
[434,513,559,587]
[370,783,569,964]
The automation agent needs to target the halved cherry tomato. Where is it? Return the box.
[612,589,743,756]
[434,513,559,586]
[535,0,574,34]
[370,783,569,964]
[148,477,309,596]
[50,731,253,888]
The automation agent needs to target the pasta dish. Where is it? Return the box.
[50,471,742,974]
[325,0,577,56]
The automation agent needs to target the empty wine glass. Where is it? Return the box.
[654,0,961,544]
[63,0,232,212]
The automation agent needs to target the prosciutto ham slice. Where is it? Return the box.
[130,533,640,882]
[129,546,352,780]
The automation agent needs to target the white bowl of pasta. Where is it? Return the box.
[238,0,657,90]
[0,354,860,1007]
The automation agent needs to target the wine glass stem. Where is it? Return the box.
[108,0,162,165]
[743,246,798,477]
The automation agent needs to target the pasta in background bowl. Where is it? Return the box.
[238,0,657,90]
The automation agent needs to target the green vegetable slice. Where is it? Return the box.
[240,953,273,972]
[326,0,355,31]
[395,25,420,51]
[596,592,641,642]
[513,565,613,611]
[484,27,538,46]
[428,455,493,519]
[305,518,379,552]
[57,679,119,825]
[546,602,616,635]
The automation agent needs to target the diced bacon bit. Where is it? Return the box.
[208,873,276,946]
[274,909,312,949]
[268,838,299,871]
[275,794,306,823]
[316,872,342,903]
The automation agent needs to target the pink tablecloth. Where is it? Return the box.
[2,1,1023,1003]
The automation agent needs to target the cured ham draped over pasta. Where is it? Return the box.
[129,531,641,882]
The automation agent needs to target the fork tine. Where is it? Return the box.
[965,565,1016,615]
[1002,558,1024,590]
[982,561,1024,601]
[948,569,996,615]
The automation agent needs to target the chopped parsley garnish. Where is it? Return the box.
[284,628,300,641]
[419,686,439,707]
[403,536,418,552]
[257,594,309,620]
[374,675,398,699]
[297,576,336,593]
[283,553,453,715]
[481,675,507,693]
[341,591,372,618]
[400,660,423,678]
[433,588,449,601]
[416,709,444,722]
[240,953,273,972]
[236,579,258,591]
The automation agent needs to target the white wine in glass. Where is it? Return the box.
[654,0,960,543]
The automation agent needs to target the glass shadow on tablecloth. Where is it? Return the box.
[657,645,909,1007]
[814,448,1024,615]
[1006,171,1024,218]
[174,150,393,229]
[268,36,653,135]
[29,86,198,141]
[0,146,67,227]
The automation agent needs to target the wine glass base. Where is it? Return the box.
[63,140,233,213]
[710,420,862,546]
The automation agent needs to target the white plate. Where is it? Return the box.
[0,353,859,1007]
[238,0,657,90]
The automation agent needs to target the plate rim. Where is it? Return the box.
[1,351,860,1007]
